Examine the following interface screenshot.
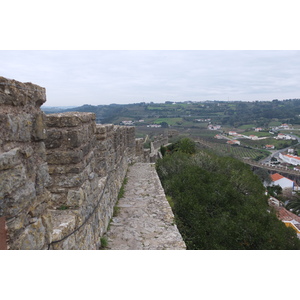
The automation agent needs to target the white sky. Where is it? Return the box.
[2,50,300,106]
[1,1,300,107]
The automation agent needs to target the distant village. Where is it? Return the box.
[120,120,162,128]
[206,122,300,237]
[211,123,296,147]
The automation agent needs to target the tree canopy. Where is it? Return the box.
[156,139,300,250]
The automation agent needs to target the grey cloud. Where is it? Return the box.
[1,50,300,105]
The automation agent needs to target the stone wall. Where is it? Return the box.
[45,114,145,249]
[0,76,52,249]
[0,77,149,249]
[152,137,169,151]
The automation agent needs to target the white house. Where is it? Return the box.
[147,124,161,128]
[279,153,300,166]
[280,123,290,129]
[255,127,263,132]
[226,140,240,145]
[270,173,294,190]
[121,120,134,126]
[228,131,237,136]
[214,134,223,139]
[208,125,221,130]
[249,135,259,140]
[276,133,294,140]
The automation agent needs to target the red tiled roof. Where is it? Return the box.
[270,173,285,182]
[276,207,300,223]
[284,154,300,161]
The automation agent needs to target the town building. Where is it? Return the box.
[280,123,290,129]
[279,153,300,166]
[121,120,134,126]
[226,140,240,145]
[269,173,294,190]
[255,127,263,132]
[275,206,300,236]
[249,135,259,140]
[207,124,221,130]
[276,133,294,140]
[147,124,161,128]
[214,134,223,139]
[228,131,237,136]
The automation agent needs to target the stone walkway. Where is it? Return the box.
[104,163,186,250]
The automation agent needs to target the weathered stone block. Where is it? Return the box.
[50,210,76,249]
[48,162,86,175]
[96,125,107,134]
[65,130,84,148]
[47,150,83,165]
[32,113,46,141]
[28,190,52,218]
[41,212,53,245]
[46,112,96,128]
[0,76,46,107]
[48,191,68,207]
[0,148,21,170]
[20,146,34,158]
[35,163,52,194]
[1,182,36,219]
[45,130,62,149]
[0,114,33,142]
[0,164,27,199]
[66,188,84,207]
[17,218,46,250]
[81,141,94,157]
[50,171,87,188]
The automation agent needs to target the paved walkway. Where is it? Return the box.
[104,163,186,250]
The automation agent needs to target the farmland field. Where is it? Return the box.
[154,118,183,125]
[268,121,282,127]
[196,139,271,161]
[238,124,256,130]
[241,137,297,149]
[242,131,272,137]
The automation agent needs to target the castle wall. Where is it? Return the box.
[45,114,144,249]
[0,76,52,249]
[0,77,149,249]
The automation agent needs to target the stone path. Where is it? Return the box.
[104,163,186,250]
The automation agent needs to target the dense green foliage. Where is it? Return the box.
[156,139,300,249]
[42,98,300,127]
[286,195,300,215]
[163,138,196,155]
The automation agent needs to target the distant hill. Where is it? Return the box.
[41,106,78,114]
[41,99,300,127]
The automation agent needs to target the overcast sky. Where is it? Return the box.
[1,50,300,107]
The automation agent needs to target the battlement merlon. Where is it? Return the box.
[0,76,46,107]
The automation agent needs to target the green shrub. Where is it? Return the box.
[156,147,300,250]
[100,237,108,249]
